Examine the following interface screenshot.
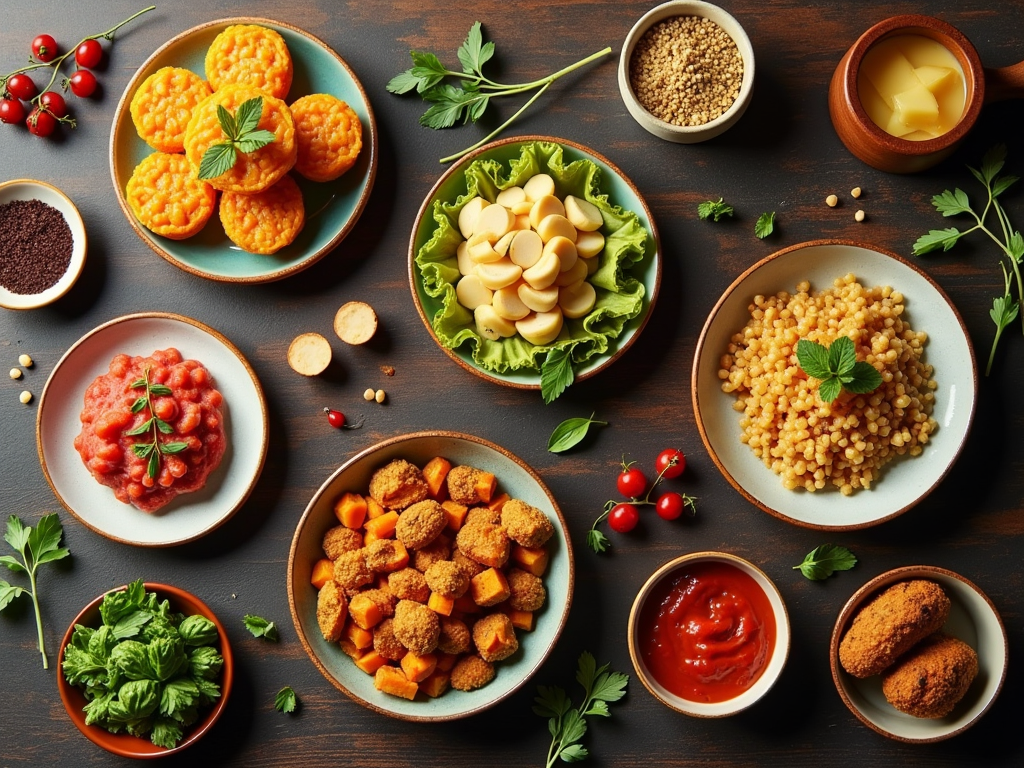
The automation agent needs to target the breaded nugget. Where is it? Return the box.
[501,499,554,548]
[126,152,217,240]
[839,580,951,678]
[365,539,407,573]
[322,525,363,560]
[358,587,396,619]
[397,500,447,550]
[425,561,469,598]
[437,617,471,655]
[882,633,978,718]
[131,67,212,153]
[373,618,407,662]
[393,599,440,655]
[450,655,495,691]
[387,567,430,602]
[452,548,486,579]
[316,580,347,642]
[465,506,501,527]
[447,465,488,505]
[369,459,429,511]
[455,521,510,568]
[472,613,519,662]
[507,567,546,611]
[332,548,373,591]
[205,24,293,99]
[413,535,451,572]
[290,93,362,182]
[220,174,304,254]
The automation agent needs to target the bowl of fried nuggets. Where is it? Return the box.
[830,565,1007,742]
[286,431,574,721]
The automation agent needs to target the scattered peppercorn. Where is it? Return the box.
[855,210,866,222]
[0,200,73,295]
[826,194,839,207]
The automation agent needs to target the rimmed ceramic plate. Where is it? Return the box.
[36,313,268,546]
[830,566,1007,742]
[287,431,574,721]
[692,240,976,530]
[409,135,660,391]
[110,17,377,283]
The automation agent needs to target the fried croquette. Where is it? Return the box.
[332,548,373,591]
[425,560,470,598]
[393,599,440,655]
[373,618,407,662]
[449,655,495,691]
[455,521,510,568]
[447,465,489,505]
[322,525,363,560]
[839,580,951,678]
[365,539,408,573]
[501,499,555,548]
[882,633,978,718]
[397,500,447,550]
[358,587,396,619]
[452,548,486,579]
[472,613,519,662]
[413,534,451,572]
[369,459,429,510]
[465,506,501,526]
[507,568,546,612]
[437,617,472,655]
[388,567,430,602]
[316,580,347,642]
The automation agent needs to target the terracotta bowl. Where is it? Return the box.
[627,551,789,717]
[57,583,234,758]
[287,431,574,721]
[830,566,1007,742]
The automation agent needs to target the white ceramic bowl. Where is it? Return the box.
[830,566,1008,742]
[0,179,87,309]
[618,0,755,143]
[692,240,977,530]
[628,551,790,717]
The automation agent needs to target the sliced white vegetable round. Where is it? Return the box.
[458,196,488,239]
[586,255,601,276]
[493,230,516,257]
[509,229,544,269]
[564,195,603,232]
[288,333,332,376]
[523,173,555,202]
[496,186,526,209]
[476,258,523,290]
[555,257,588,287]
[575,229,605,259]
[492,284,531,320]
[334,301,378,345]
[559,280,597,319]
[529,195,566,230]
[516,308,564,346]
[475,304,518,339]
[456,274,494,310]
[518,282,559,313]
[511,200,533,215]
[521,250,561,290]
[543,235,578,272]
[457,240,476,276]
[536,214,577,244]
[475,203,515,241]
[468,233,503,264]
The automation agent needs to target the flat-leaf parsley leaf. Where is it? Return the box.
[243,614,279,641]
[794,544,857,580]
[697,197,735,222]
[755,211,776,239]
[275,686,298,713]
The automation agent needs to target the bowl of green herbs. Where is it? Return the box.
[57,580,232,757]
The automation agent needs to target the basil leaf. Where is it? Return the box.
[179,615,218,646]
[795,339,831,380]
[188,646,224,680]
[148,636,187,681]
[112,610,153,640]
[547,414,607,453]
[109,640,156,681]
[243,614,279,641]
[794,543,857,580]
[541,348,574,404]
[198,142,237,181]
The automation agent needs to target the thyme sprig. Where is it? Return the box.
[125,368,189,479]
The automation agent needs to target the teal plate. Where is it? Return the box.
[110,18,377,283]
[408,135,661,391]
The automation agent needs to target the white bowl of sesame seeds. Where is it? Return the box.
[618,0,755,143]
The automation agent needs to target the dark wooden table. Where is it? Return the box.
[2,1,1022,765]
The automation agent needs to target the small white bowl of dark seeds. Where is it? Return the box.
[618,0,755,143]
[0,179,87,310]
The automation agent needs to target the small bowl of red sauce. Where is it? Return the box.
[628,551,790,717]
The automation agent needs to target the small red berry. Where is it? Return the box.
[69,69,98,98]
[7,74,38,101]
[32,34,59,63]
[0,99,26,125]
[75,39,103,69]
[39,91,67,118]
[27,107,57,137]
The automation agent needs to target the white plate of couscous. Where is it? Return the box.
[691,239,976,530]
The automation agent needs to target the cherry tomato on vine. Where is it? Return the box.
[39,91,67,118]
[32,34,58,63]
[608,503,639,533]
[655,448,686,479]
[75,39,103,69]
[27,107,57,137]
[656,492,686,521]
[323,407,362,430]
[69,69,98,98]
[0,99,26,124]
[616,464,647,498]
[7,74,38,101]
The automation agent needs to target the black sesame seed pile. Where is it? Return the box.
[0,199,74,295]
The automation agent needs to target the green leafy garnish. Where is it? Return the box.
[697,197,735,222]
[540,341,575,405]
[243,614,279,641]
[755,211,776,239]
[914,145,1023,375]
[197,96,276,180]
[275,686,297,714]
[534,652,628,767]
[126,368,191,479]
[547,413,607,453]
[0,513,69,668]
[388,22,611,163]
[793,544,857,580]
[796,336,882,403]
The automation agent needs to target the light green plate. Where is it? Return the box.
[110,18,377,283]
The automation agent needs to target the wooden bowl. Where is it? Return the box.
[830,566,1007,742]
[57,583,234,758]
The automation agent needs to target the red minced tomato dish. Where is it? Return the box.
[73,348,226,512]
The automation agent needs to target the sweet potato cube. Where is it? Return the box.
[356,649,389,675]
[334,492,368,529]
[339,638,362,660]
[364,511,400,540]
[511,545,549,577]
[427,591,455,617]
[400,651,438,683]
[436,652,458,672]
[420,669,450,698]
[506,609,534,631]
[344,621,374,650]
[487,492,511,513]
[374,665,418,700]
[470,567,511,607]
[310,558,334,589]
[473,471,497,503]
[422,457,452,501]
[349,592,384,630]
[441,500,470,532]
[366,497,387,519]
[452,595,480,615]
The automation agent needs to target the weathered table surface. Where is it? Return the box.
[2,1,1022,766]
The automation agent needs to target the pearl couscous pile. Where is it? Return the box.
[718,275,938,495]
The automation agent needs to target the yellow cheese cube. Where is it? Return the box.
[914,65,955,93]
[891,84,939,131]
[862,49,918,109]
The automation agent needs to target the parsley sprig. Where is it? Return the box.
[243,614,279,641]
[793,544,857,580]
[275,686,297,713]
[796,336,882,403]
[755,211,776,239]
[697,197,735,222]
[388,22,611,163]
[198,97,276,180]
[913,145,1022,375]
[125,368,189,479]
[533,652,628,767]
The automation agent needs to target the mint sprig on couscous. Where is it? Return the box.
[796,336,882,403]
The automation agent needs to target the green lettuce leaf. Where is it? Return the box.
[151,717,184,749]
[148,636,187,682]
[187,646,224,680]
[178,615,218,647]
[109,640,155,681]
